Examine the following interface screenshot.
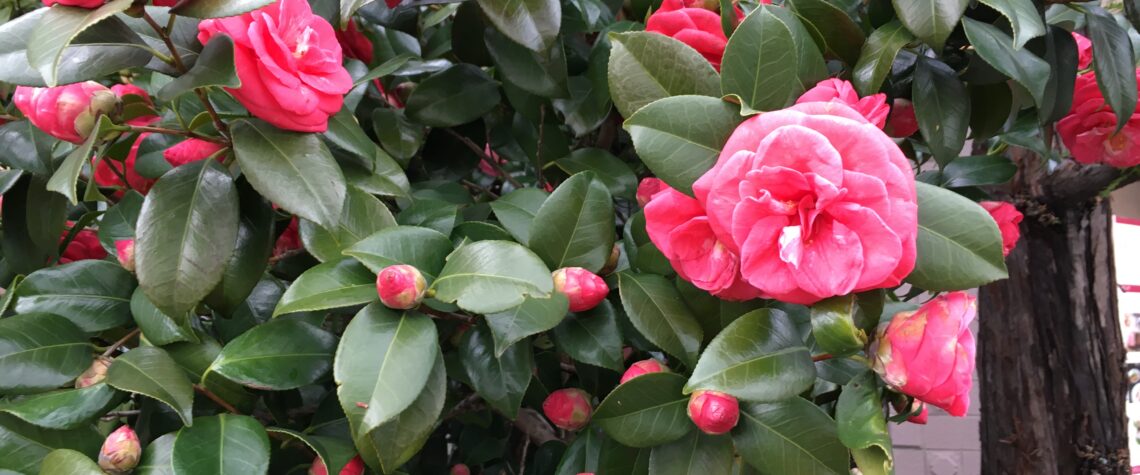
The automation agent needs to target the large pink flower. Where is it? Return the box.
[1057,70,1140,168]
[872,291,976,417]
[646,102,917,304]
[645,0,734,71]
[1073,32,1092,70]
[197,0,352,132]
[796,78,889,129]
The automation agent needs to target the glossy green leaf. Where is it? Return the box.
[266,429,356,475]
[810,296,867,357]
[607,32,721,117]
[836,371,893,475]
[406,64,502,127]
[486,28,569,98]
[0,313,89,395]
[529,172,615,272]
[912,57,970,167]
[598,437,649,475]
[231,119,347,229]
[174,0,276,19]
[40,448,103,475]
[172,414,270,475]
[552,300,624,371]
[0,415,100,475]
[339,0,377,26]
[486,293,569,357]
[1086,7,1139,131]
[617,272,703,367]
[134,433,175,475]
[939,155,1017,188]
[106,346,194,426]
[1035,26,1078,125]
[205,180,275,316]
[0,9,150,87]
[721,6,827,114]
[97,191,143,254]
[300,187,396,263]
[2,176,66,273]
[131,287,197,346]
[14,260,134,333]
[344,226,453,280]
[208,317,337,390]
[157,34,239,101]
[906,182,1008,291]
[786,0,865,65]
[372,108,426,162]
[594,372,691,447]
[0,383,120,431]
[460,324,533,418]
[554,429,601,475]
[962,18,1050,107]
[491,188,550,243]
[555,148,637,199]
[648,430,733,475]
[733,398,849,475]
[979,0,1046,49]
[431,240,554,314]
[553,42,614,137]
[891,0,968,49]
[624,96,741,195]
[334,303,439,429]
[273,259,377,316]
[476,0,561,52]
[354,350,446,473]
[852,20,913,96]
[396,199,460,236]
[325,106,382,161]
[136,160,238,318]
[685,309,815,402]
[164,336,256,414]
[26,0,133,86]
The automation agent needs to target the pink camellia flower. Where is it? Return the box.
[273,218,303,258]
[883,98,919,138]
[376,264,427,309]
[1057,71,1140,168]
[636,177,666,208]
[872,291,976,417]
[450,464,471,475]
[153,0,179,6]
[646,102,917,304]
[645,0,735,71]
[44,0,105,7]
[908,401,928,425]
[115,239,136,272]
[75,356,113,389]
[542,388,593,430]
[310,455,365,475]
[687,390,739,435]
[552,267,609,312]
[336,20,374,64]
[59,225,108,264]
[197,0,353,132]
[980,201,1022,257]
[796,78,889,129]
[479,144,505,177]
[164,139,227,167]
[98,426,141,473]
[12,81,118,144]
[1074,32,1092,70]
[93,133,157,196]
[619,358,667,384]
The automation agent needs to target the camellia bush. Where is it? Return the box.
[0,0,1136,473]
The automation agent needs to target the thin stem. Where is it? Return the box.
[99,156,136,193]
[811,353,834,362]
[127,125,226,144]
[460,179,498,199]
[517,433,531,475]
[442,128,523,188]
[102,328,141,357]
[417,305,477,324]
[194,384,241,414]
[142,11,229,138]
[101,410,142,420]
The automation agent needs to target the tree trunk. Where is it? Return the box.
[979,151,1130,474]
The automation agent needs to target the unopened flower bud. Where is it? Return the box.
[552,267,608,312]
[13,81,119,144]
[75,355,113,389]
[73,89,119,140]
[598,244,621,276]
[619,358,668,384]
[309,455,365,475]
[98,425,141,473]
[883,98,918,138]
[450,464,471,475]
[376,265,427,310]
[687,390,739,435]
[542,388,593,431]
[115,239,135,272]
[636,177,666,208]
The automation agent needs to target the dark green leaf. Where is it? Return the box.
[106,346,194,426]
[529,172,615,271]
[476,0,561,51]
[396,199,460,236]
[939,155,1017,188]
[135,433,175,475]
[26,0,134,86]
[486,28,569,98]
[733,398,849,475]
[962,17,1050,106]
[721,6,827,114]
[354,350,446,473]
[460,324,534,418]
[594,372,691,447]
[607,32,721,117]
[685,309,814,401]
[1086,6,1139,131]
[174,0,276,18]
[164,335,256,414]
[372,108,426,163]
[810,296,867,357]
[491,188,549,243]
[624,95,742,195]
[171,414,270,474]
[905,182,1008,291]
[406,64,501,127]
[431,240,554,314]
[552,300,623,371]
[0,9,150,87]
[205,180,275,316]
[556,149,637,200]
[97,191,144,255]
[617,272,702,367]
[786,0,865,64]
[273,259,377,316]
[552,43,613,137]
[40,448,103,475]
[979,0,1046,49]
[1035,26,1077,125]
[131,288,197,346]
[2,177,66,273]
[0,313,89,395]
[836,371,893,475]
[344,226,453,280]
[46,115,109,205]
[0,414,100,475]
[158,34,239,101]
[300,187,396,262]
[266,429,356,475]
[208,317,337,390]
[486,293,569,356]
[648,430,733,475]
[912,57,970,167]
[15,260,134,333]
[852,20,914,96]
[891,0,968,49]
[0,383,120,430]
[554,429,601,475]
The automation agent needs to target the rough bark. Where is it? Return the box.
[979,150,1130,474]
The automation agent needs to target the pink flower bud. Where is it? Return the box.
[552,267,608,312]
[273,218,303,258]
[884,98,919,138]
[636,178,666,208]
[44,0,106,7]
[59,224,108,264]
[542,388,593,431]
[450,464,471,475]
[619,358,667,384]
[98,425,141,473]
[309,455,365,475]
[115,239,136,272]
[13,81,118,144]
[164,138,227,167]
[687,390,739,435]
[336,20,374,64]
[75,356,113,388]
[980,201,1022,257]
[908,402,928,425]
[1073,32,1092,70]
[376,265,427,310]
[872,291,976,417]
[479,144,505,177]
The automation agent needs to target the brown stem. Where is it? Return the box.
[417,305,477,324]
[194,384,241,414]
[442,128,523,188]
[811,353,834,362]
[127,125,227,145]
[517,433,531,475]
[142,11,229,138]
[512,408,559,445]
[101,410,141,420]
[102,328,141,357]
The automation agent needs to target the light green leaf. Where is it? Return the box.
[624,95,742,195]
[431,240,554,314]
[273,259,378,316]
[607,31,721,118]
[0,313,90,395]
[617,272,703,367]
[171,414,270,475]
[836,371,893,475]
[594,372,691,447]
[208,317,338,391]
